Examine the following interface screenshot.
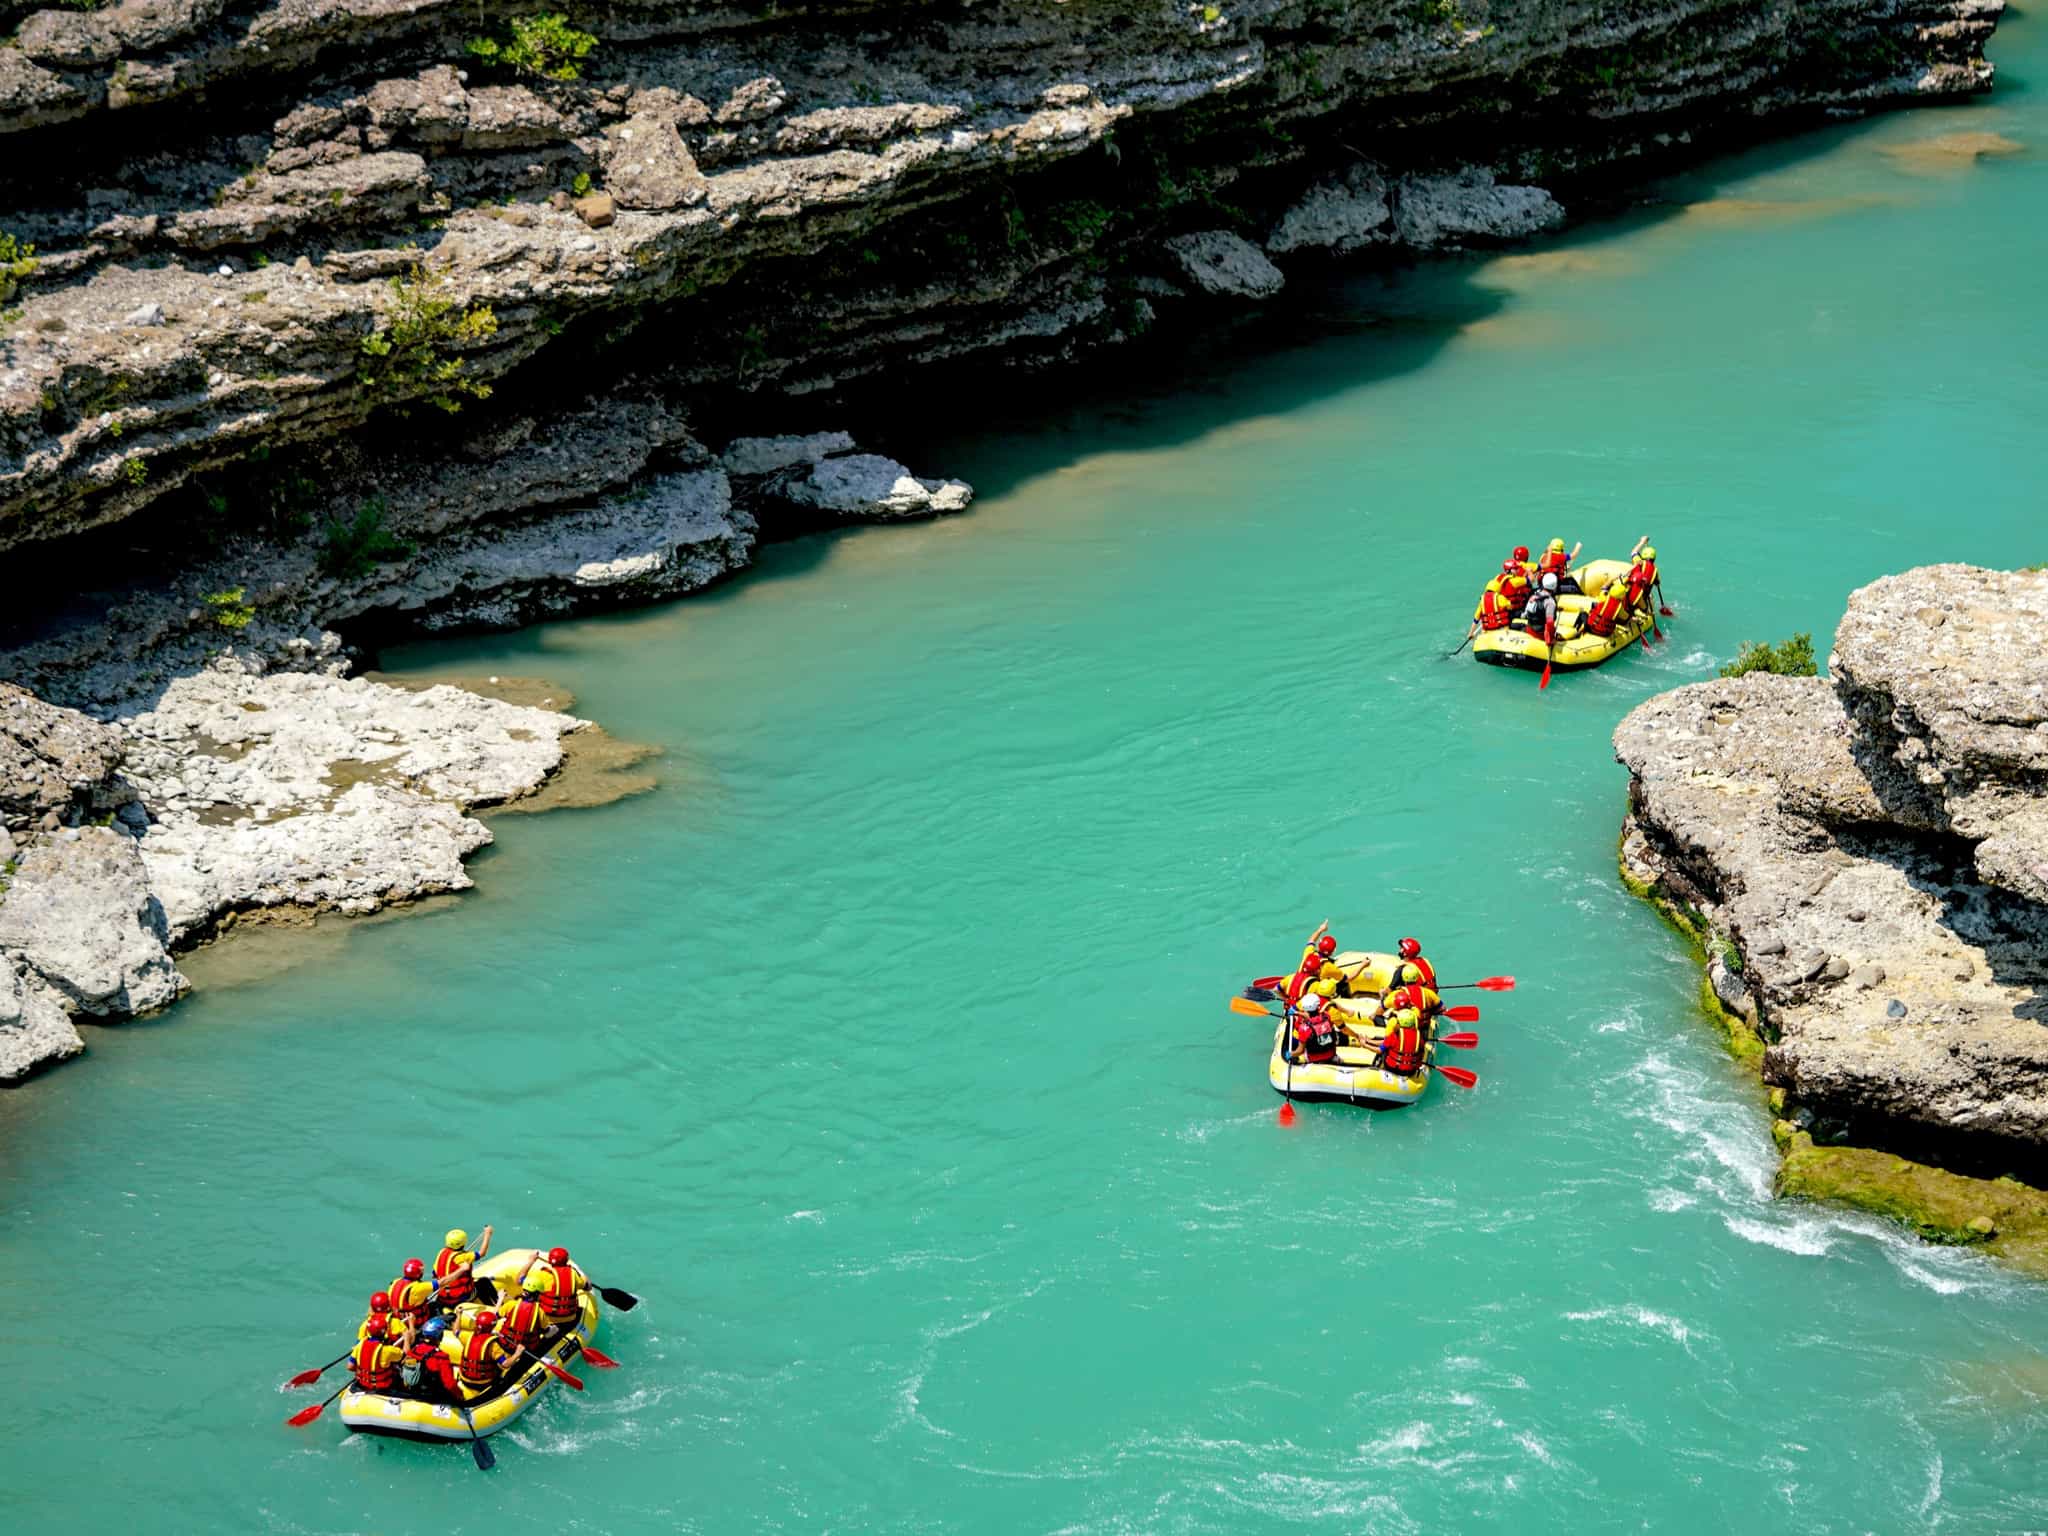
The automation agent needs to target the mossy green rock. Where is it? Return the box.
[1776,1131,2048,1275]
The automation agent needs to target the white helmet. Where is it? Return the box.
[1299,993,1325,1014]
[1541,572,1559,592]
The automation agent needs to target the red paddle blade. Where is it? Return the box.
[544,1361,587,1391]
[579,1345,619,1369]
[1659,605,1674,617]
[1230,996,1275,1017]
[285,1401,328,1428]
[1277,1101,1297,1126]
[286,1367,323,1388]
[1250,976,1284,990]
[1439,1032,1479,1049]
[1443,1005,1480,1023]
[1434,1065,1479,1089]
[1474,976,1515,991]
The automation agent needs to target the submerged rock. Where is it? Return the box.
[770,454,974,520]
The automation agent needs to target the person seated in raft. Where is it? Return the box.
[454,1309,515,1400]
[433,1224,494,1312]
[1393,936,1438,991]
[1536,538,1584,595]
[499,1274,559,1360]
[522,1245,590,1327]
[387,1257,439,1331]
[398,1316,462,1403]
[1284,928,1339,1007]
[1286,993,1344,1065]
[1475,558,1534,631]
[1381,975,1444,1022]
[1374,1006,1429,1078]
[358,1290,401,1343]
[351,1329,406,1395]
[1521,573,1567,644]
[1625,545,1658,611]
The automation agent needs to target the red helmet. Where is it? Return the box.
[402,1258,425,1280]
[1502,559,1519,574]
[474,1311,498,1331]
[1512,546,1530,563]
[547,1246,569,1265]
[1398,937,1421,959]
[370,1291,391,1311]
[1315,935,1337,956]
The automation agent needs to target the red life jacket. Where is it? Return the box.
[432,1246,472,1303]
[403,1341,456,1394]
[1538,549,1569,576]
[459,1331,504,1388]
[1381,1023,1424,1075]
[1383,983,1440,1017]
[352,1338,397,1391]
[1479,588,1515,631]
[1626,559,1656,608]
[1584,591,1625,637]
[388,1277,433,1321]
[537,1263,580,1320]
[1404,955,1438,990]
[1292,1013,1340,1063]
[1284,956,1324,1008]
[501,1298,549,1348]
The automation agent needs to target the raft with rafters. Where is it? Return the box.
[1266,950,1436,1107]
[1473,557,1659,672]
[337,1248,600,1441]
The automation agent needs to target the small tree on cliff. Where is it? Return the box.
[357,265,498,414]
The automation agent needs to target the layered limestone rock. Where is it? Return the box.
[0,0,2004,557]
[1615,565,2048,1175]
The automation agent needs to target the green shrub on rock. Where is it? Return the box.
[467,14,598,81]
[358,266,497,414]
[1719,632,1819,679]
[317,496,415,579]
[202,587,255,630]
[0,231,36,305]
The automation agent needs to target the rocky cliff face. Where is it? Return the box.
[0,0,2006,1084]
[0,0,2002,562]
[1616,566,2048,1180]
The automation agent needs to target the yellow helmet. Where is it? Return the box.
[444,1228,469,1250]
[522,1269,548,1295]
[1546,538,1566,553]
[1640,545,1656,561]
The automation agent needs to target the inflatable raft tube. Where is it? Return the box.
[1473,559,1657,673]
[338,1248,600,1441]
[1267,1020,1433,1107]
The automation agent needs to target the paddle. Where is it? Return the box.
[1279,1013,1297,1127]
[1437,1032,1479,1049]
[586,1281,639,1311]
[579,1344,620,1370]
[1656,577,1673,617]
[1441,1005,1480,1023]
[1444,976,1515,992]
[286,1349,351,1390]
[1539,612,1557,690]
[1231,996,1279,1017]
[1445,620,1477,660]
[508,1342,585,1391]
[1432,1064,1479,1089]
[458,1402,496,1471]
[287,1381,349,1428]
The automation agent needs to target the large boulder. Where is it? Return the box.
[769,455,973,520]
[0,683,124,835]
[1163,230,1285,299]
[0,957,83,1083]
[1832,565,2048,904]
[602,111,708,211]
[1267,164,1393,255]
[1392,169,1564,249]
[0,827,185,1016]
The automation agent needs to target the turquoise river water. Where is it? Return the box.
[7,22,2048,1534]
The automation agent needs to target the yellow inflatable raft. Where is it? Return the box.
[1473,558,1657,673]
[1268,950,1434,1107]
[338,1249,600,1441]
